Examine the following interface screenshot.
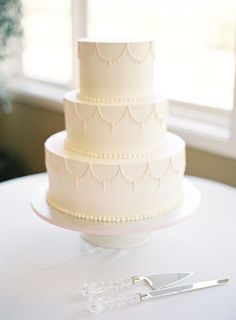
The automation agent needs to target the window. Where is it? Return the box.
[85,0,236,158]
[87,0,236,111]
[11,0,236,158]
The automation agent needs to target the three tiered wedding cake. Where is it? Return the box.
[45,39,186,223]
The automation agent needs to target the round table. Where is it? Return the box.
[0,173,235,319]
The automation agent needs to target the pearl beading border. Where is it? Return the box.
[79,94,156,104]
[64,140,165,160]
[46,193,184,223]
[78,42,155,65]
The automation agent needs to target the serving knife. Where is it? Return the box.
[81,272,193,297]
[87,278,229,313]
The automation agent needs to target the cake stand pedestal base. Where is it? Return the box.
[31,177,201,248]
[82,232,151,248]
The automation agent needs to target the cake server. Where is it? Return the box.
[87,278,229,313]
[81,272,193,297]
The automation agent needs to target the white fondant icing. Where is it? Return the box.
[44,38,187,224]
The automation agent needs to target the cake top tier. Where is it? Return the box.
[78,38,156,104]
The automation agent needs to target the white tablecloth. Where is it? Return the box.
[0,174,235,319]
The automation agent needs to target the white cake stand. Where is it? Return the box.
[31,177,201,248]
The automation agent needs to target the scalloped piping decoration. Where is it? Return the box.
[65,101,167,133]
[79,94,155,104]
[64,140,165,160]
[78,42,155,64]
[47,151,186,192]
[46,193,184,222]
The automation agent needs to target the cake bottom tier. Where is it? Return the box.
[45,131,186,222]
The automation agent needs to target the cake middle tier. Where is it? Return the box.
[45,131,186,222]
[64,90,168,159]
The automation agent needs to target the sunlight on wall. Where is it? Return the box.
[22,0,72,84]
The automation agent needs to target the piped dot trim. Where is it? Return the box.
[46,194,184,223]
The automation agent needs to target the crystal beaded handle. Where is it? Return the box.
[81,277,133,297]
[87,292,141,314]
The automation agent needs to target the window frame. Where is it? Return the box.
[8,0,236,159]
